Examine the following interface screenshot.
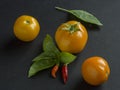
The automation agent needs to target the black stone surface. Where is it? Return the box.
[0,0,120,90]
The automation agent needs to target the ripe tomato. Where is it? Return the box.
[13,15,40,42]
[55,21,88,53]
[81,56,110,86]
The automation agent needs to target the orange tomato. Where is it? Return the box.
[13,15,40,42]
[55,21,88,53]
[81,56,110,86]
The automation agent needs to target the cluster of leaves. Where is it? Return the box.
[28,35,76,77]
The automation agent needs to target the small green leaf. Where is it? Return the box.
[55,7,103,26]
[32,52,56,62]
[43,34,60,54]
[28,58,57,77]
[60,52,76,64]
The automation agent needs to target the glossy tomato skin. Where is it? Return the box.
[55,21,88,53]
[81,56,110,86]
[14,15,40,42]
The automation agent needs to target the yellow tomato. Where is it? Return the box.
[55,21,88,53]
[13,15,40,42]
[81,56,110,86]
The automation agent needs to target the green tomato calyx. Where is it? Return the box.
[62,23,80,33]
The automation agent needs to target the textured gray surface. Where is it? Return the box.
[0,0,120,90]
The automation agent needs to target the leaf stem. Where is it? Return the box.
[55,7,70,13]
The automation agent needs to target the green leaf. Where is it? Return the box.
[60,52,76,64]
[55,7,103,26]
[32,52,56,62]
[70,10,103,26]
[28,34,60,77]
[28,58,57,77]
[43,34,60,54]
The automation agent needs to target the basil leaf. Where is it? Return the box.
[28,58,57,77]
[55,7,103,26]
[43,34,60,54]
[28,34,77,78]
[32,52,56,62]
[70,10,103,26]
[60,52,76,64]
[28,34,60,77]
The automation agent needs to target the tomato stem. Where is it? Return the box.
[69,24,77,32]
[62,23,80,33]
[25,20,30,24]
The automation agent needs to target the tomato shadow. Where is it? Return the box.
[73,77,103,90]
[1,37,42,62]
[1,37,31,53]
[66,14,101,31]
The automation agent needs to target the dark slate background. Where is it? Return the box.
[0,0,120,90]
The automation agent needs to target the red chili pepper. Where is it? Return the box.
[62,64,68,84]
[51,64,59,78]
